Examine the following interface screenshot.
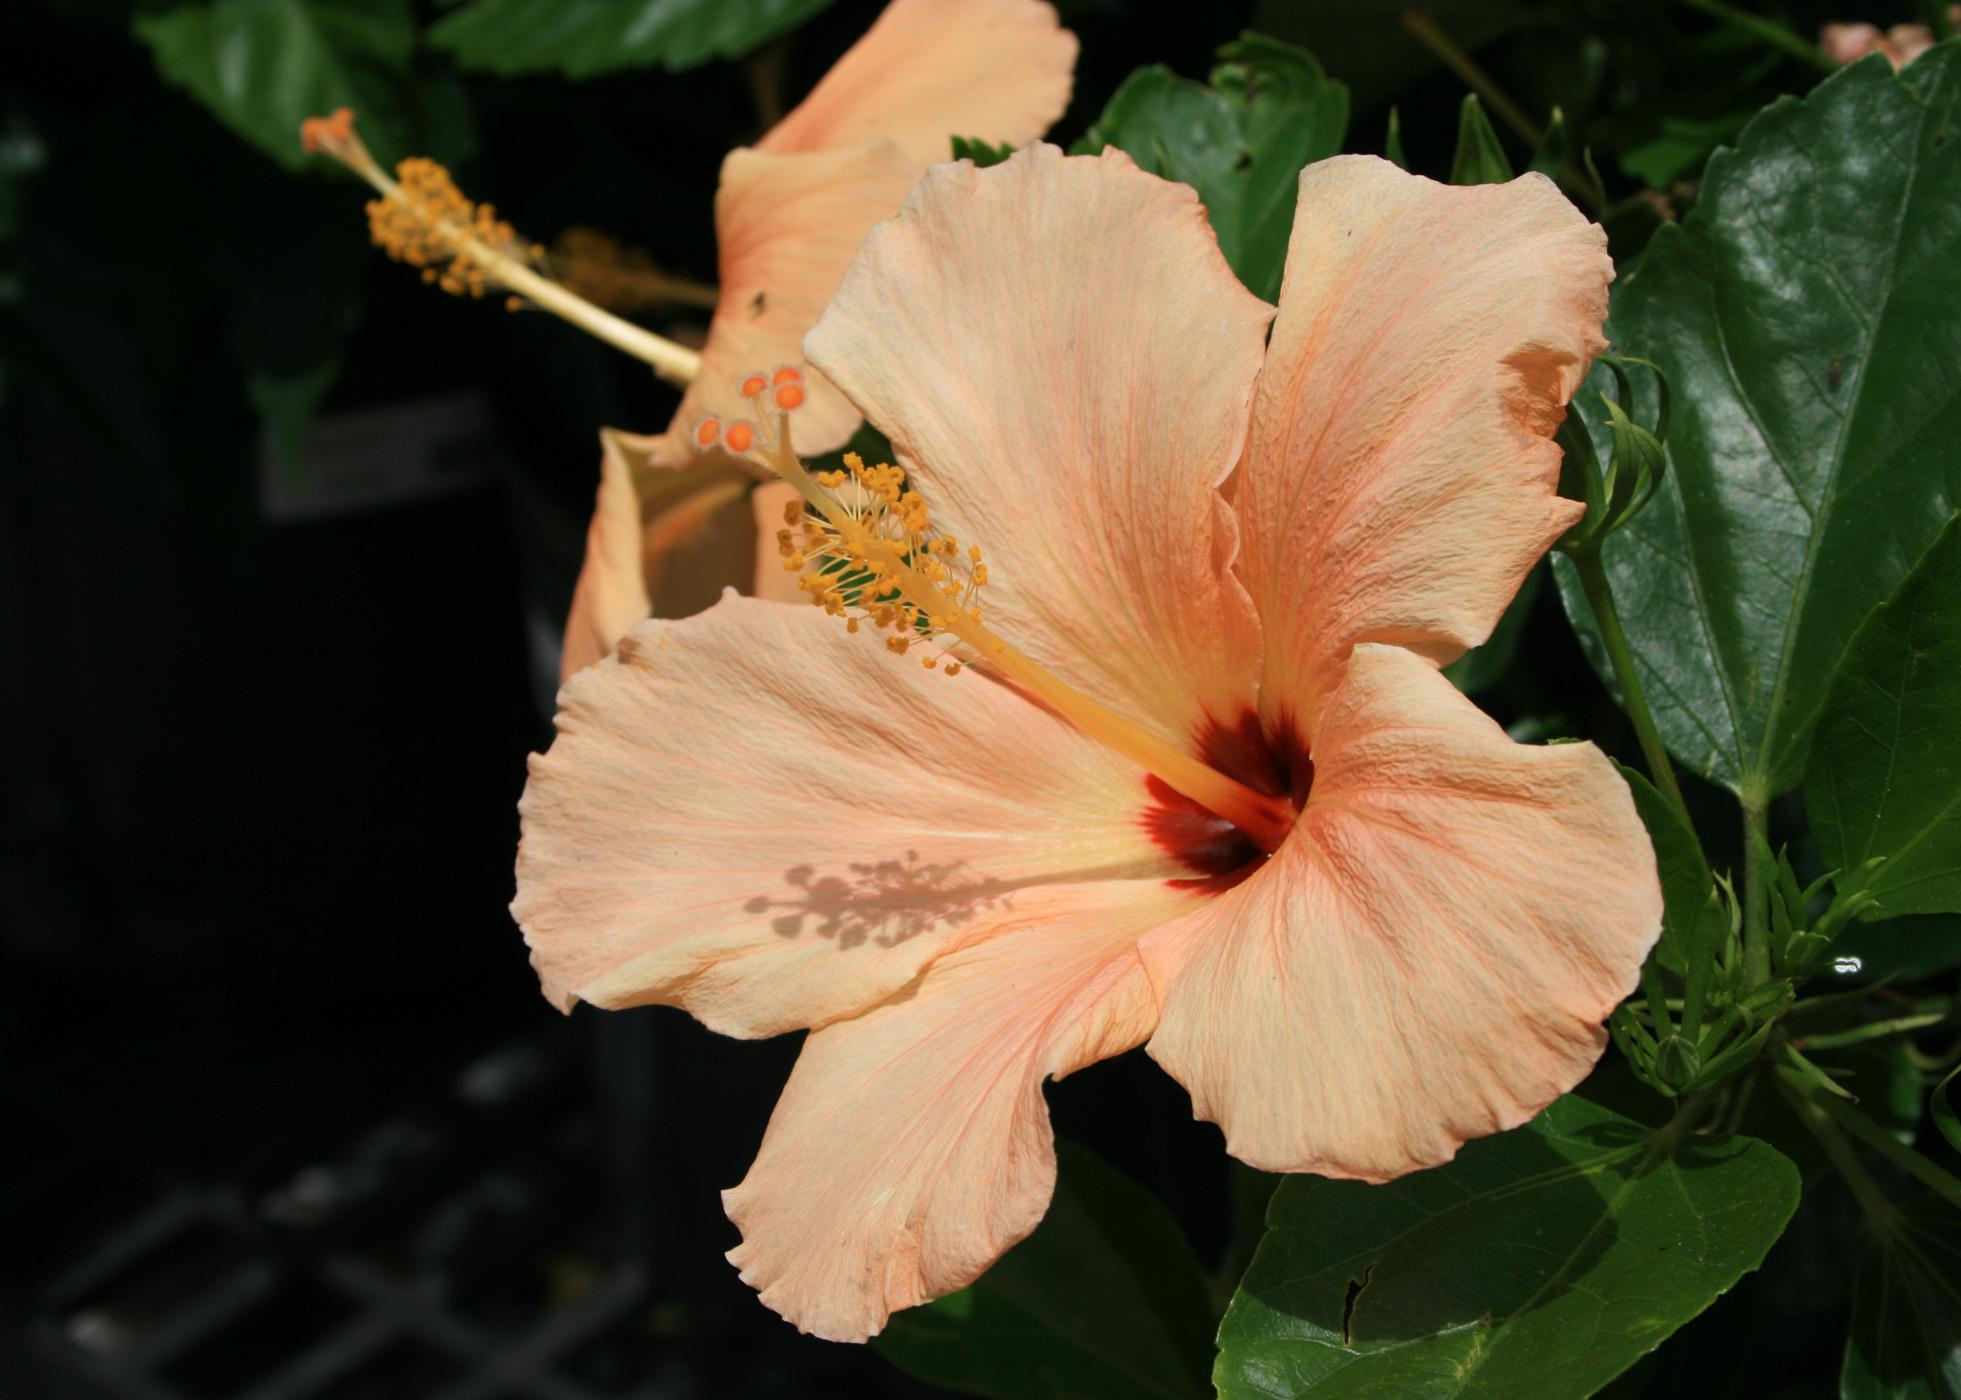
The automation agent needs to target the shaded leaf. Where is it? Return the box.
[951,135,1016,168]
[874,1141,1214,1400]
[1619,762,1722,976]
[1215,1095,1800,1399]
[1842,1211,1961,1399]
[1554,46,1961,802]
[427,0,834,79]
[1829,913,1961,984]
[1809,515,1961,919]
[1449,93,1512,184]
[133,0,415,170]
[1075,33,1348,301]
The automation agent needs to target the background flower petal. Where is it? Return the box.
[649,142,923,471]
[1235,156,1611,739]
[516,594,1182,1036]
[1141,644,1660,1182]
[723,889,1165,1342]
[805,144,1274,756]
[560,428,756,680]
[755,0,1076,166]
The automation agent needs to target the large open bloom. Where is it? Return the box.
[516,146,1662,1341]
[559,0,1077,678]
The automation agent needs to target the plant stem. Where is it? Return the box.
[1572,548,1691,822]
[1776,1072,1900,1229]
[1741,797,1771,985]
[1399,9,1606,210]
[1780,1066,1961,1213]
[1671,0,1838,73]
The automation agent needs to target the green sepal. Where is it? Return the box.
[1556,355,1671,557]
[1384,105,1407,169]
[1448,92,1512,185]
[950,135,1015,167]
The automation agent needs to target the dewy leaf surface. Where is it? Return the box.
[134,0,416,170]
[873,1140,1216,1400]
[1215,1095,1799,1399]
[1075,34,1348,301]
[1555,46,1961,801]
[427,0,834,78]
[1809,515,1961,918]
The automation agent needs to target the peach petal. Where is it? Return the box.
[757,0,1076,167]
[805,144,1273,753]
[559,428,755,681]
[724,887,1167,1341]
[1235,157,1611,738]
[516,594,1183,1037]
[748,481,813,605]
[1141,644,1660,1182]
[648,142,923,472]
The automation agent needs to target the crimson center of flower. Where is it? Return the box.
[1145,713,1312,891]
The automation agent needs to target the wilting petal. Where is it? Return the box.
[1235,157,1611,738]
[806,144,1273,754]
[756,0,1076,167]
[649,142,922,471]
[516,594,1183,1036]
[560,428,755,681]
[1142,644,1659,1182]
[724,887,1168,1341]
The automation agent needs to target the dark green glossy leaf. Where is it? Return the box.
[1809,515,1961,919]
[1444,564,1540,695]
[951,135,1016,168]
[1449,93,1512,184]
[1075,34,1348,301]
[1215,1095,1800,1399]
[426,0,833,78]
[1842,1211,1961,1399]
[1617,111,1750,188]
[133,0,415,170]
[1555,47,1961,802]
[875,1141,1214,1400]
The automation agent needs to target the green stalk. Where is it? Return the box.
[1671,0,1838,72]
[1780,1066,1961,1212]
[1742,798,1771,986]
[1777,1072,1900,1230]
[1572,549,1691,822]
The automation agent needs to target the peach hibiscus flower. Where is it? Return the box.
[515,146,1663,1341]
[559,0,1077,679]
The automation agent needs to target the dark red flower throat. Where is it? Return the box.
[1142,711,1311,891]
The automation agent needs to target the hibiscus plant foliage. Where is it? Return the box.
[107,0,1961,1394]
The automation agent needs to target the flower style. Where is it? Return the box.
[515,145,1663,1341]
[559,0,1078,678]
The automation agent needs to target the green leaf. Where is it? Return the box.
[951,135,1016,168]
[1444,563,1540,694]
[1619,762,1722,977]
[1448,93,1512,185]
[1616,112,1750,189]
[1841,1211,1961,1400]
[874,1141,1215,1400]
[1215,1095,1800,1399]
[1554,46,1961,802]
[1075,33,1348,302]
[426,0,834,78]
[133,0,415,170]
[1383,107,1407,169]
[1809,515,1961,919]
[1528,105,1567,181]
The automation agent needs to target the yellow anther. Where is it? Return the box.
[886,636,910,656]
[922,655,938,670]
[783,498,804,526]
[944,661,963,677]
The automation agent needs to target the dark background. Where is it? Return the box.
[0,0,1906,1394]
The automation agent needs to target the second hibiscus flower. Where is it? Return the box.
[516,145,1662,1341]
